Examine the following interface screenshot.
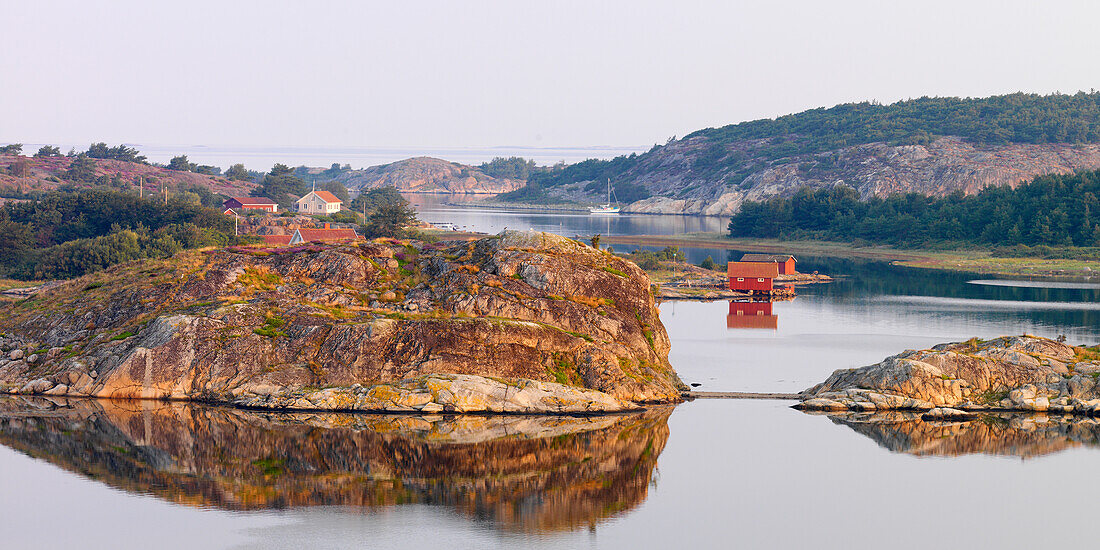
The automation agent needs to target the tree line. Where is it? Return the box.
[727,169,1100,249]
[0,189,235,279]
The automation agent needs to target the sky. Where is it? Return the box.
[2,0,1099,164]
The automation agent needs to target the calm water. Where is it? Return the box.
[3,201,1100,549]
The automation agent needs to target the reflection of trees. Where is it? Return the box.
[813,410,1100,458]
[0,397,671,533]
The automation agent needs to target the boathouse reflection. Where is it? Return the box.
[727,301,778,330]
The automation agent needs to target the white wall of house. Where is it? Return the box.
[296,192,342,215]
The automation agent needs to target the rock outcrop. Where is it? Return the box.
[614,137,1100,215]
[336,156,523,194]
[0,396,671,531]
[0,231,683,411]
[799,335,1100,414]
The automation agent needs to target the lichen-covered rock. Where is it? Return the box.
[236,374,638,414]
[0,231,684,411]
[798,335,1100,414]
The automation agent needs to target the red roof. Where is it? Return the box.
[727,261,779,278]
[295,228,358,242]
[260,235,292,245]
[311,190,342,203]
[226,197,278,206]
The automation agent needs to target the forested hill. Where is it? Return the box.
[502,92,1100,215]
[728,168,1100,250]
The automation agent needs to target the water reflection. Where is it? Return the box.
[0,396,670,532]
[726,301,778,330]
[810,410,1100,458]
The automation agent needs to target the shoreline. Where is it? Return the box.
[600,233,1100,280]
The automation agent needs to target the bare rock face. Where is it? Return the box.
[336,156,523,194]
[616,137,1100,215]
[798,335,1100,414]
[0,231,683,411]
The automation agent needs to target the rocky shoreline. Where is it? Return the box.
[0,231,684,413]
[798,335,1100,415]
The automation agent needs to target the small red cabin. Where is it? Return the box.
[739,254,796,275]
[727,261,779,292]
[223,197,279,213]
[727,301,777,329]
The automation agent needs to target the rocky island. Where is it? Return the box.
[798,335,1100,415]
[0,231,684,413]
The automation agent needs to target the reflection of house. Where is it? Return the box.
[223,197,279,213]
[727,261,779,291]
[296,190,343,214]
[727,301,778,330]
[289,225,359,244]
[740,254,796,275]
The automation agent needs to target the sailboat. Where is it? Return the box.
[589,178,620,214]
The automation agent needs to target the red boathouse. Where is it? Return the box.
[739,254,797,275]
[223,197,279,213]
[727,261,779,292]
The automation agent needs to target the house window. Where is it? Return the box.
[736,277,744,282]
[758,278,765,282]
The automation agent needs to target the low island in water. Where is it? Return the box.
[0,231,685,413]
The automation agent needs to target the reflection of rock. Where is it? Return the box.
[810,409,1100,458]
[0,396,670,532]
[799,335,1100,414]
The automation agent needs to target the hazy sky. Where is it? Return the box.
[3,0,1099,152]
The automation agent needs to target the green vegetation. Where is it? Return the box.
[355,187,419,238]
[253,163,307,209]
[624,247,684,270]
[34,145,61,158]
[479,156,537,180]
[601,266,627,278]
[0,189,235,279]
[224,163,254,181]
[253,313,286,338]
[0,144,23,155]
[729,169,1100,248]
[86,143,146,163]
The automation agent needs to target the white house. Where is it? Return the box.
[296,190,343,215]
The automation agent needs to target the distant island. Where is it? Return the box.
[6,92,1100,217]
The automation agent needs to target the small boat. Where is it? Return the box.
[589,178,620,214]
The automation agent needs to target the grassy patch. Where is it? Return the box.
[109,331,135,341]
[974,388,1009,405]
[253,312,287,338]
[239,266,283,293]
[1075,346,1100,363]
[547,355,581,386]
[602,266,628,278]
